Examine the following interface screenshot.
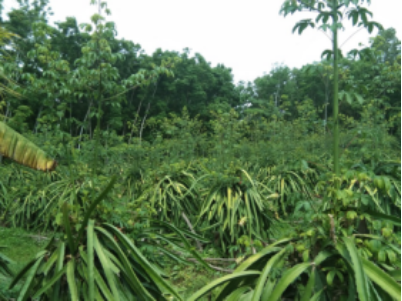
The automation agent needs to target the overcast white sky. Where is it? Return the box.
[4,0,402,83]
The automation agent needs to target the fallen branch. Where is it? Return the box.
[200,258,236,262]
[26,234,49,241]
[169,250,235,273]
[181,212,203,252]
[186,258,234,273]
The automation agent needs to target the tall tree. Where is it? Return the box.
[280,0,383,176]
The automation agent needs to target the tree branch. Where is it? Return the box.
[181,212,203,252]
[340,27,364,48]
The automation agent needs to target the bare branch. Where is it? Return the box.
[340,27,364,48]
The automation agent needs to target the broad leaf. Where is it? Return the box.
[0,121,56,171]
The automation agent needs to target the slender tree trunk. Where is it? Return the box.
[128,94,145,144]
[139,101,150,144]
[33,106,43,134]
[128,125,134,144]
[139,81,158,144]
[4,102,10,122]
[274,85,280,108]
[93,68,103,175]
[1,105,9,168]
[324,84,329,135]
[70,100,73,136]
[332,0,340,176]
[89,116,93,140]
[78,101,93,149]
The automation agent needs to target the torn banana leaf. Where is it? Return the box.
[0,121,56,171]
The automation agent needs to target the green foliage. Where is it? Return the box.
[8,178,183,301]
[0,247,13,300]
[0,0,400,300]
[188,167,401,299]
[197,168,273,255]
[280,0,384,176]
[0,227,50,299]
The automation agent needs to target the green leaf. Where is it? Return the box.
[361,257,401,300]
[66,260,79,301]
[39,247,58,275]
[346,211,357,220]
[252,248,287,301]
[301,268,315,301]
[310,288,324,301]
[235,239,291,272]
[0,291,7,301]
[87,220,95,301]
[93,235,121,301]
[378,250,386,262]
[79,249,115,301]
[9,251,47,290]
[77,176,117,242]
[269,263,311,301]
[16,256,44,301]
[187,271,260,301]
[103,223,181,300]
[63,203,76,254]
[262,279,276,301]
[386,250,397,263]
[342,237,370,301]
[32,266,68,298]
[53,242,65,300]
[94,227,155,300]
[364,210,400,227]
[314,250,335,265]
[225,287,252,301]
[151,219,212,271]
[321,49,332,61]
[354,93,364,105]
[326,270,336,286]
[292,19,315,35]
[345,92,353,105]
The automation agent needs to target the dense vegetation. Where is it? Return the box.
[0,0,400,300]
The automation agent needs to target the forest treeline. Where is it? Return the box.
[0,0,400,145]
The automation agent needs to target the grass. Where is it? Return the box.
[0,227,50,298]
[0,227,227,300]
[165,264,226,300]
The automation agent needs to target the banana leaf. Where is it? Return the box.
[0,121,56,171]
